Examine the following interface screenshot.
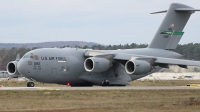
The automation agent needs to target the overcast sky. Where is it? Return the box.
[0,0,200,45]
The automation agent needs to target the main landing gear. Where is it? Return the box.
[101,80,126,87]
[27,82,35,87]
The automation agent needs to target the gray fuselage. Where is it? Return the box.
[16,48,181,85]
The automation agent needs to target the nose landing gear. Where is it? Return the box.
[27,82,34,87]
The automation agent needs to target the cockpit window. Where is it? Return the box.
[22,53,39,60]
[23,54,30,59]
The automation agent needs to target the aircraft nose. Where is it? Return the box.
[17,60,27,76]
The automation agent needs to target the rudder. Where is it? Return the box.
[148,3,200,50]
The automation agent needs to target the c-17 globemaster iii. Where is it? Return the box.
[6,3,200,87]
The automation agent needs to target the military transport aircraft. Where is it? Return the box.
[6,3,200,87]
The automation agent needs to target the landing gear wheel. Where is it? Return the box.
[27,82,34,87]
[102,80,110,86]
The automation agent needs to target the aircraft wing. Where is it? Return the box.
[113,53,156,61]
[155,58,200,66]
[85,50,200,67]
[114,53,200,67]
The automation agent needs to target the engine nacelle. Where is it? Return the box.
[84,57,111,72]
[7,61,19,75]
[125,60,151,75]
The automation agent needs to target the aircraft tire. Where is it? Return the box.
[27,82,30,87]
[102,85,126,87]
[27,82,34,87]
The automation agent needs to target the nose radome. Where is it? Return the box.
[17,60,27,76]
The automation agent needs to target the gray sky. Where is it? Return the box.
[0,0,200,45]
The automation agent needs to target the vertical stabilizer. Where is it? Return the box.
[148,3,200,50]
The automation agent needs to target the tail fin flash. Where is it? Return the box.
[148,3,200,50]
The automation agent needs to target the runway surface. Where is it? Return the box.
[0,86,200,90]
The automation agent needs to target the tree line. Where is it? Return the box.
[0,43,199,70]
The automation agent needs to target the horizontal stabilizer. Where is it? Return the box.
[150,8,200,14]
[150,10,167,14]
[175,8,200,12]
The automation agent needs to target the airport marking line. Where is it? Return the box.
[1,86,200,90]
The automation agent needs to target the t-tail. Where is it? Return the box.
[148,3,200,50]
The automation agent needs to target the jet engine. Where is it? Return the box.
[84,57,111,72]
[7,61,19,75]
[125,60,151,75]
